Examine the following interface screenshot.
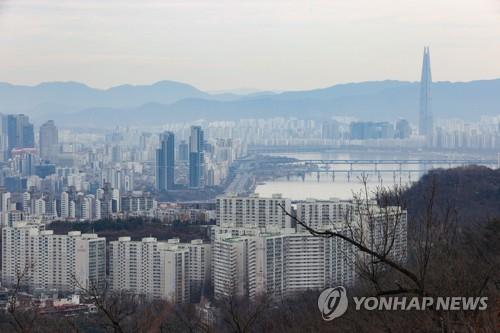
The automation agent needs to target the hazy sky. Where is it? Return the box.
[0,0,499,91]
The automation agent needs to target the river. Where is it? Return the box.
[254,150,495,200]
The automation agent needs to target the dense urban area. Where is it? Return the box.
[0,36,499,333]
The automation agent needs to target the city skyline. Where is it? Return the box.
[0,2,498,331]
[0,0,499,90]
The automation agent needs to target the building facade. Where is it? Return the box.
[109,237,202,303]
[39,120,59,162]
[156,131,175,191]
[1,223,106,292]
[216,193,292,229]
[189,126,204,189]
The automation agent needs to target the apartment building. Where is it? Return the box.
[216,193,292,229]
[295,198,353,230]
[212,228,356,300]
[296,199,408,263]
[109,237,206,303]
[212,234,257,299]
[1,222,106,292]
[186,239,212,303]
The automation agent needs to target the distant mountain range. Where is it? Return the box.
[0,79,499,127]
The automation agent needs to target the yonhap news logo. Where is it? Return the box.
[318,286,488,321]
[317,286,349,321]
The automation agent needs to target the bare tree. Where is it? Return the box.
[280,175,500,332]
[281,175,421,296]
[72,275,175,333]
[1,262,39,333]
[215,294,271,333]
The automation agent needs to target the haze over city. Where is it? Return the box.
[0,0,500,90]
[0,1,499,332]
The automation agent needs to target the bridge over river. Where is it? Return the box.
[252,157,500,182]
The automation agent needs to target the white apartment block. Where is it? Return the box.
[213,234,257,299]
[1,223,106,292]
[212,228,356,300]
[81,195,95,220]
[1,222,39,287]
[0,191,12,226]
[296,199,407,263]
[159,239,190,304]
[60,191,70,218]
[186,239,212,303]
[360,204,408,263]
[216,193,292,229]
[109,237,160,297]
[109,237,203,303]
[283,233,356,294]
[295,198,354,230]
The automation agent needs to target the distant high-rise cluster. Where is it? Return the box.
[0,114,36,161]
[155,125,210,192]
[8,114,35,152]
[419,46,433,141]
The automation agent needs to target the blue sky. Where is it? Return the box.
[0,0,499,90]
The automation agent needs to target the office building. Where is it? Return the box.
[189,126,204,188]
[7,114,34,156]
[0,114,8,161]
[395,119,412,139]
[39,120,59,162]
[155,131,175,191]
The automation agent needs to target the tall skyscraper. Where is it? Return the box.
[156,131,175,191]
[7,114,34,156]
[189,126,204,189]
[419,47,433,140]
[0,114,8,162]
[39,120,59,162]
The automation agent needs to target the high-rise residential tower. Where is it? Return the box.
[156,131,175,191]
[419,47,433,140]
[216,193,292,229]
[39,120,59,162]
[1,224,106,292]
[189,126,204,189]
[109,237,191,303]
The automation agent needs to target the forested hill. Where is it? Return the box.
[402,165,500,225]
